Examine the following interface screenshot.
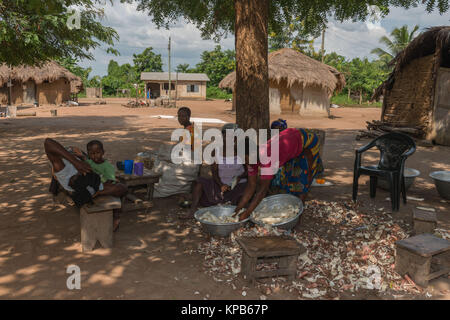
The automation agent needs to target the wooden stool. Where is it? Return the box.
[395,234,450,287]
[413,208,437,235]
[80,196,121,252]
[237,236,305,284]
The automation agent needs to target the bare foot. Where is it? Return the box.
[178,209,195,220]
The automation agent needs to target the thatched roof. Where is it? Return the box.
[219,48,345,96]
[373,26,450,100]
[0,61,83,93]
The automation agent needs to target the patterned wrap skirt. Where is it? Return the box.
[270,129,324,196]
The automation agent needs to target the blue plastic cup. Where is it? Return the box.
[124,160,134,175]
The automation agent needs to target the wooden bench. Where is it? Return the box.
[80,196,121,252]
[50,165,122,252]
[237,236,305,284]
[395,233,450,287]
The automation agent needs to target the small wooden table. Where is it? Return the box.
[237,236,305,284]
[116,168,161,211]
[395,234,450,287]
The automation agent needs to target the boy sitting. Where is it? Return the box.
[45,138,127,231]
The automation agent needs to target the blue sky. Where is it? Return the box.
[79,2,450,77]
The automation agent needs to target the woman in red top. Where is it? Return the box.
[235,128,323,221]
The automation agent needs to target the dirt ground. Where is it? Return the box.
[0,98,448,300]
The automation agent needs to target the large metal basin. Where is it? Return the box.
[429,171,450,200]
[250,194,304,230]
[194,205,250,237]
[378,168,420,191]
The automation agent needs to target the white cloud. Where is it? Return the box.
[79,1,233,76]
[80,2,449,76]
[311,3,449,61]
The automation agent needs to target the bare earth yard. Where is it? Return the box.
[0,98,448,300]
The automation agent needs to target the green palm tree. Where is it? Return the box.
[371,25,420,64]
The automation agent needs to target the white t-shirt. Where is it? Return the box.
[219,156,246,186]
[53,158,78,192]
[53,158,104,194]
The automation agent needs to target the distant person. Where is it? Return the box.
[45,138,127,231]
[177,107,195,150]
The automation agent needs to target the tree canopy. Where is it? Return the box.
[371,24,421,66]
[132,47,163,74]
[128,0,448,41]
[99,47,162,95]
[269,18,320,52]
[0,0,119,66]
[193,45,235,87]
[175,63,192,73]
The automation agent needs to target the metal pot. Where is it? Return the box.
[250,194,304,230]
[194,205,250,237]
[429,171,450,200]
[377,168,420,191]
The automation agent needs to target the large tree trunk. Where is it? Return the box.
[234,0,269,130]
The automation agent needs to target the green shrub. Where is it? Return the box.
[331,93,381,108]
[206,86,232,99]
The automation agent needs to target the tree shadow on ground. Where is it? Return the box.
[0,123,448,299]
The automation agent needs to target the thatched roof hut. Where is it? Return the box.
[219,48,345,116]
[0,61,83,105]
[372,26,450,145]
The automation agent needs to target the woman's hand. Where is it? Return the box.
[238,209,251,221]
[220,184,231,193]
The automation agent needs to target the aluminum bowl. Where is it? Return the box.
[194,205,250,237]
[429,171,450,200]
[378,168,420,191]
[250,194,304,230]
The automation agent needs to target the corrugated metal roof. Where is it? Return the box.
[140,72,210,81]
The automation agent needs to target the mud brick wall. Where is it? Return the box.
[0,81,25,105]
[0,86,7,104]
[382,55,435,130]
[1,79,71,105]
[37,78,71,105]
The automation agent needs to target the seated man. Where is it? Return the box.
[44,138,127,231]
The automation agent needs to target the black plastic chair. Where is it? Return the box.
[352,132,416,211]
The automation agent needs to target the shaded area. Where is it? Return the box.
[0,100,448,299]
